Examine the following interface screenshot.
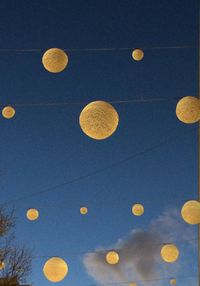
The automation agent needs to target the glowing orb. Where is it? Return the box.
[2,106,15,119]
[181,200,200,225]
[106,251,119,265]
[161,244,179,263]
[132,204,144,216]
[80,207,88,215]
[132,49,144,61]
[42,48,68,73]
[26,208,39,221]
[0,261,5,270]
[43,257,68,282]
[176,96,200,124]
[170,279,177,286]
[79,101,119,140]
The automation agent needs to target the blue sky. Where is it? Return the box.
[0,0,199,285]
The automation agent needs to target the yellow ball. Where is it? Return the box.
[43,257,68,282]
[132,204,144,216]
[181,200,200,225]
[161,244,179,263]
[2,106,15,119]
[26,208,39,221]
[176,96,200,124]
[79,101,119,140]
[42,48,68,73]
[170,279,177,286]
[106,251,119,265]
[0,261,5,270]
[132,49,144,61]
[80,206,88,215]
[129,283,137,286]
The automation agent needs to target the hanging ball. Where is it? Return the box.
[129,283,137,286]
[161,244,179,263]
[43,257,68,282]
[42,48,68,73]
[80,207,88,215]
[26,208,39,221]
[181,200,200,225]
[0,261,5,270]
[132,49,144,61]
[176,96,200,124]
[2,106,15,119]
[132,203,144,216]
[106,251,119,265]
[79,101,119,140]
[170,279,177,286]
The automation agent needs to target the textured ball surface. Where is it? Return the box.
[176,96,200,123]
[43,257,68,282]
[181,200,200,225]
[2,106,15,119]
[161,244,179,263]
[132,204,144,216]
[42,48,68,73]
[132,49,144,61]
[106,251,119,265]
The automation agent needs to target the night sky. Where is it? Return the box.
[0,1,199,286]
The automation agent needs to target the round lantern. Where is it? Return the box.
[0,261,5,270]
[176,96,200,124]
[2,106,15,119]
[161,244,179,263]
[170,279,177,286]
[80,207,88,215]
[106,251,119,265]
[79,101,119,140]
[129,283,137,286]
[132,49,144,61]
[181,200,200,225]
[26,208,39,221]
[42,48,68,73]
[132,203,144,216]
[43,257,68,282]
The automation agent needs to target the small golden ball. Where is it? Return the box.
[80,207,88,215]
[170,279,177,286]
[132,49,144,61]
[106,251,119,265]
[2,106,15,119]
[42,48,68,73]
[181,200,200,225]
[43,257,68,282]
[176,96,200,124]
[0,261,5,270]
[26,208,39,221]
[161,244,179,263]
[132,204,144,216]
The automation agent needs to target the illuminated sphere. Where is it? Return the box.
[181,200,200,225]
[176,96,200,124]
[26,208,39,221]
[42,48,68,73]
[170,279,177,286]
[80,207,88,215]
[106,251,119,265]
[161,244,179,263]
[132,204,144,216]
[43,257,68,282]
[0,261,5,270]
[132,49,144,61]
[129,283,137,286]
[79,101,119,140]
[2,106,15,119]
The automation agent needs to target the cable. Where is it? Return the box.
[3,127,196,206]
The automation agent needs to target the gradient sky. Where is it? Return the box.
[0,0,199,285]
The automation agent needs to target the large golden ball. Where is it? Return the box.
[170,279,177,286]
[0,261,5,270]
[79,101,119,140]
[176,96,200,124]
[132,203,144,216]
[106,251,119,265]
[132,49,144,61]
[2,106,15,119]
[42,48,68,73]
[161,244,179,263]
[43,257,68,282]
[181,200,200,225]
[80,206,88,215]
[26,208,39,221]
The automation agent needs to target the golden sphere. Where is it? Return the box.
[80,207,88,215]
[181,200,200,225]
[2,106,15,119]
[132,49,144,61]
[42,48,68,73]
[0,261,5,270]
[129,283,137,286]
[79,101,119,140]
[132,204,144,216]
[26,208,39,221]
[43,257,68,282]
[170,279,177,286]
[161,244,179,263]
[176,96,200,124]
[106,251,119,265]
